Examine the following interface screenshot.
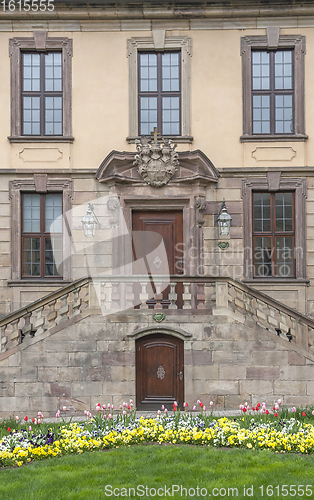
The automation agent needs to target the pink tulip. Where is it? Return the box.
[111,405,114,410]
[62,406,67,411]
[197,400,201,404]
[56,411,60,418]
[108,414,112,419]
[193,405,197,410]
[203,406,206,411]
[102,405,106,410]
[15,416,19,422]
[161,405,165,410]
[130,403,134,408]
[164,408,168,414]
[210,401,214,406]
[277,399,282,405]
[275,403,279,411]
[29,426,32,431]
[292,407,296,413]
[239,405,244,410]
[103,414,107,419]
[129,399,133,404]
[157,410,161,415]
[173,401,178,407]
[312,410,314,416]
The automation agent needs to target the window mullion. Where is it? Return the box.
[157,52,162,134]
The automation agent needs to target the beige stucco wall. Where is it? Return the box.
[0,19,314,315]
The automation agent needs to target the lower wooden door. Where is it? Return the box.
[136,334,184,410]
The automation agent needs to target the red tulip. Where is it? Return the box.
[24,416,28,422]
[200,402,204,408]
[302,411,306,417]
[274,412,278,417]
[7,427,11,432]
[243,407,247,412]
[266,410,269,415]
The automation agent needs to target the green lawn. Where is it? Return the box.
[1,445,314,500]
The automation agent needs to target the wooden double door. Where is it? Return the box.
[136,334,184,410]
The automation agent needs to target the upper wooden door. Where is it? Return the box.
[132,210,183,307]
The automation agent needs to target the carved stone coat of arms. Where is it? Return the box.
[134,136,179,187]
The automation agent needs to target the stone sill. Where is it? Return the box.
[8,136,74,143]
[240,134,308,142]
[243,279,310,285]
[8,280,73,287]
[126,135,193,144]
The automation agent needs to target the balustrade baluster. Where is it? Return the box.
[125,283,134,309]
[72,288,82,317]
[21,312,33,338]
[139,282,149,309]
[0,325,8,352]
[154,283,163,310]
[182,282,192,309]
[196,283,206,309]
[34,306,46,335]
[168,282,177,310]
[59,294,69,322]
[47,300,57,328]
[111,283,120,309]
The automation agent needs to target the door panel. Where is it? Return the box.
[136,334,184,410]
[132,211,183,307]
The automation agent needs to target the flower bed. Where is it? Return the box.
[1,400,314,468]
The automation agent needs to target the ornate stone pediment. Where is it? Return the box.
[95,145,219,186]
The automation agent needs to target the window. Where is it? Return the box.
[9,34,73,141]
[242,176,307,281]
[241,34,306,141]
[127,36,192,142]
[253,192,294,277]
[138,52,180,136]
[22,52,62,136]
[252,50,293,135]
[9,177,73,282]
[22,193,63,278]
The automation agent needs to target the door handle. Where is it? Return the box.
[178,371,183,381]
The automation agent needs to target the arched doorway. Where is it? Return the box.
[136,333,184,410]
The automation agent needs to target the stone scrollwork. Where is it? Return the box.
[157,366,166,379]
[133,135,179,187]
[195,198,207,227]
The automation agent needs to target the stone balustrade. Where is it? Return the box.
[1,275,314,355]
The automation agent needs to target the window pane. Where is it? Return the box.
[139,96,157,135]
[23,237,40,276]
[45,97,63,135]
[275,192,293,232]
[253,95,270,134]
[253,193,271,232]
[23,53,40,92]
[162,96,180,135]
[162,52,179,92]
[276,237,294,277]
[139,53,157,92]
[45,193,62,233]
[45,52,62,92]
[45,237,62,276]
[275,50,292,90]
[23,194,40,232]
[254,236,272,276]
[275,94,293,133]
[252,51,270,90]
[23,96,40,135]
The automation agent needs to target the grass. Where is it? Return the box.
[1,445,314,500]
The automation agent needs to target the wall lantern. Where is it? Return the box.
[217,199,232,237]
[82,202,100,237]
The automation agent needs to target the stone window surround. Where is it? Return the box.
[242,174,307,280]
[240,32,307,142]
[8,32,73,142]
[9,176,73,282]
[127,35,192,143]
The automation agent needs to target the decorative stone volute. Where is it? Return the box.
[133,135,179,187]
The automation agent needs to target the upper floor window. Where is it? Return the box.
[252,50,293,135]
[241,34,306,141]
[253,192,295,278]
[138,51,181,136]
[22,52,62,136]
[22,193,63,278]
[127,36,192,143]
[9,34,73,142]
